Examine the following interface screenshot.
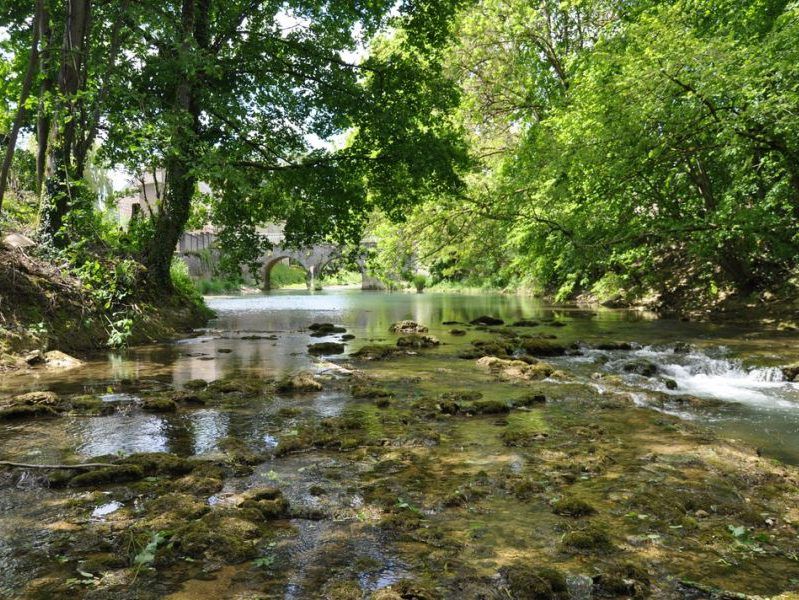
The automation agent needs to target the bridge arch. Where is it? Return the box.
[261,255,313,290]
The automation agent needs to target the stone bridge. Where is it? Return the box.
[177,227,382,290]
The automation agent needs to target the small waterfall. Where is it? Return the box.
[577,344,798,407]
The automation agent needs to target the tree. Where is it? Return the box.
[102,0,468,288]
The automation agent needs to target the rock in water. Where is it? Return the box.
[782,363,799,382]
[276,371,323,393]
[470,315,504,326]
[307,342,346,356]
[389,320,428,334]
[43,351,83,370]
[396,334,440,348]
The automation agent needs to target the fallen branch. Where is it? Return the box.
[0,461,116,470]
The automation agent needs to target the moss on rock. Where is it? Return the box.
[552,496,596,517]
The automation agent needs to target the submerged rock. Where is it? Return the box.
[183,378,209,390]
[470,315,504,326]
[389,320,429,334]
[397,334,440,348]
[512,319,540,327]
[351,384,393,399]
[352,344,399,360]
[308,342,346,355]
[450,328,467,336]
[141,396,178,412]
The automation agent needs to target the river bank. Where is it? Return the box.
[0,249,211,372]
[1,291,798,598]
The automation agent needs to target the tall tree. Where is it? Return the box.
[103,0,467,288]
[0,0,43,218]
[38,0,93,243]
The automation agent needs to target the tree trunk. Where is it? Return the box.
[38,0,92,244]
[0,1,43,218]
[36,1,54,194]
[143,0,210,290]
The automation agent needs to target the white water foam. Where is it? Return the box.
[575,345,798,408]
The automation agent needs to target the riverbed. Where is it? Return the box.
[1,290,798,599]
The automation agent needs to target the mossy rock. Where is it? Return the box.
[69,464,145,487]
[174,465,224,495]
[144,493,209,528]
[469,399,510,415]
[441,390,483,402]
[172,390,205,405]
[352,344,400,360]
[80,552,128,574]
[183,378,209,390]
[458,339,514,359]
[593,563,651,598]
[324,580,363,600]
[595,342,634,351]
[500,429,549,447]
[562,524,614,552]
[276,371,323,393]
[397,334,440,348]
[309,323,347,336]
[0,404,60,420]
[552,496,596,517]
[622,359,658,377]
[141,396,177,412]
[520,339,567,357]
[206,377,263,397]
[352,384,393,399]
[173,510,263,563]
[470,316,504,326]
[121,452,194,476]
[782,364,799,382]
[239,496,290,519]
[512,478,544,501]
[503,562,568,599]
[512,320,540,327]
[308,342,346,355]
[513,393,546,408]
[450,329,467,336]
[218,437,263,465]
[385,579,442,600]
[389,320,428,334]
[67,395,113,415]
[9,391,60,406]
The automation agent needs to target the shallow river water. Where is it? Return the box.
[1,290,798,599]
[3,290,798,463]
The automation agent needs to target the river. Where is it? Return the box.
[1,289,798,599]
[3,290,798,462]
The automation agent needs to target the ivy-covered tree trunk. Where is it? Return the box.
[38,0,92,244]
[143,0,209,289]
